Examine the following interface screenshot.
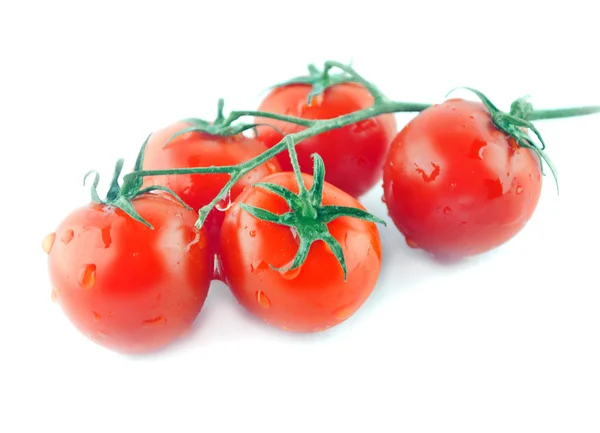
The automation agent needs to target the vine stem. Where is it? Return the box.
[323,60,388,103]
[526,106,600,121]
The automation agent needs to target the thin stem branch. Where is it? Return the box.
[324,60,387,103]
[224,110,316,127]
[526,106,600,121]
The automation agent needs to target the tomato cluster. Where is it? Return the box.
[42,62,579,354]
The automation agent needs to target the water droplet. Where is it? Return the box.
[92,311,101,322]
[414,162,440,182]
[78,264,96,289]
[142,315,166,326]
[42,232,56,254]
[61,229,74,244]
[333,304,355,320]
[51,288,59,302]
[406,239,419,249]
[266,162,277,174]
[101,226,112,248]
[352,118,377,134]
[469,139,487,160]
[516,185,524,195]
[251,260,269,273]
[256,291,271,309]
[381,195,387,203]
[450,182,457,189]
[213,254,224,280]
[215,190,232,211]
[485,178,504,199]
[290,227,299,242]
[249,230,256,238]
[443,206,453,215]
[280,266,301,280]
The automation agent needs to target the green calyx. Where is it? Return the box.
[271,62,358,105]
[85,135,191,228]
[162,99,273,148]
[240,153,385,281]
[449,87,559,193]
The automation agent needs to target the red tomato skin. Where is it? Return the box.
[219,172,382,332]
[382,98,543,259]
[141,121,281,248]
[46,194,212,354]
[255,83,397,198]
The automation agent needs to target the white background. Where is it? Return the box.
[2,1,599,432]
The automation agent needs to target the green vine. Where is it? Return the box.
[95,60,600,276]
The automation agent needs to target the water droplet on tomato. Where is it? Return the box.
[281,266,301,280]
[142,315,166,326]
[213,254,224,280]
[265,162,277,174]
[92,311,101,322]
[333,304,355,320]
[443,206,453,215]
[101,226,112,248]
[251,260,269,273]
[406,239,419,249]
[516,185,524,195]
[61,229,74,244]
[78,264,97,289]
[249,230,256,238]
[215,190,232,212]
[469,139,487,160]
[381,195,387,203]
[450,182,457,189]
[256,291,271,309]
[352,118,377,134]
[42,232,56,254]
[290,227,299,242]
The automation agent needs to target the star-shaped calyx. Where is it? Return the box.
[240,153,385,281]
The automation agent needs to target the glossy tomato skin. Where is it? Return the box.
[255,83,397,198]
[382,98,543,259]
[141,121,281,247]
[219,172,382,332]
[45,194,212,354]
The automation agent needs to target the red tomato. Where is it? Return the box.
[255,82,397,197]
[141,121,281,245]
[44,193,212,354]
[382,98,543,259]
[219,172,382,332]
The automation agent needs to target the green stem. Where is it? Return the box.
[223,110,316,127]
[131,99,432,228]
[283,135,310,199]
[323,60,387,103]
[527,106,600,121]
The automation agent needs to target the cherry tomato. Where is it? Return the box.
[219,172,382,332]
[382,98,543,259]
[141,121,281,245]
[44,193,212,354]
[255,82,397,197]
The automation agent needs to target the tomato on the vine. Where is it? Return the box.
[255,82,397,198]
[219,171,382,332]
[382,98,544,259]
[44,192,212,354]
[141,121,281,243]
